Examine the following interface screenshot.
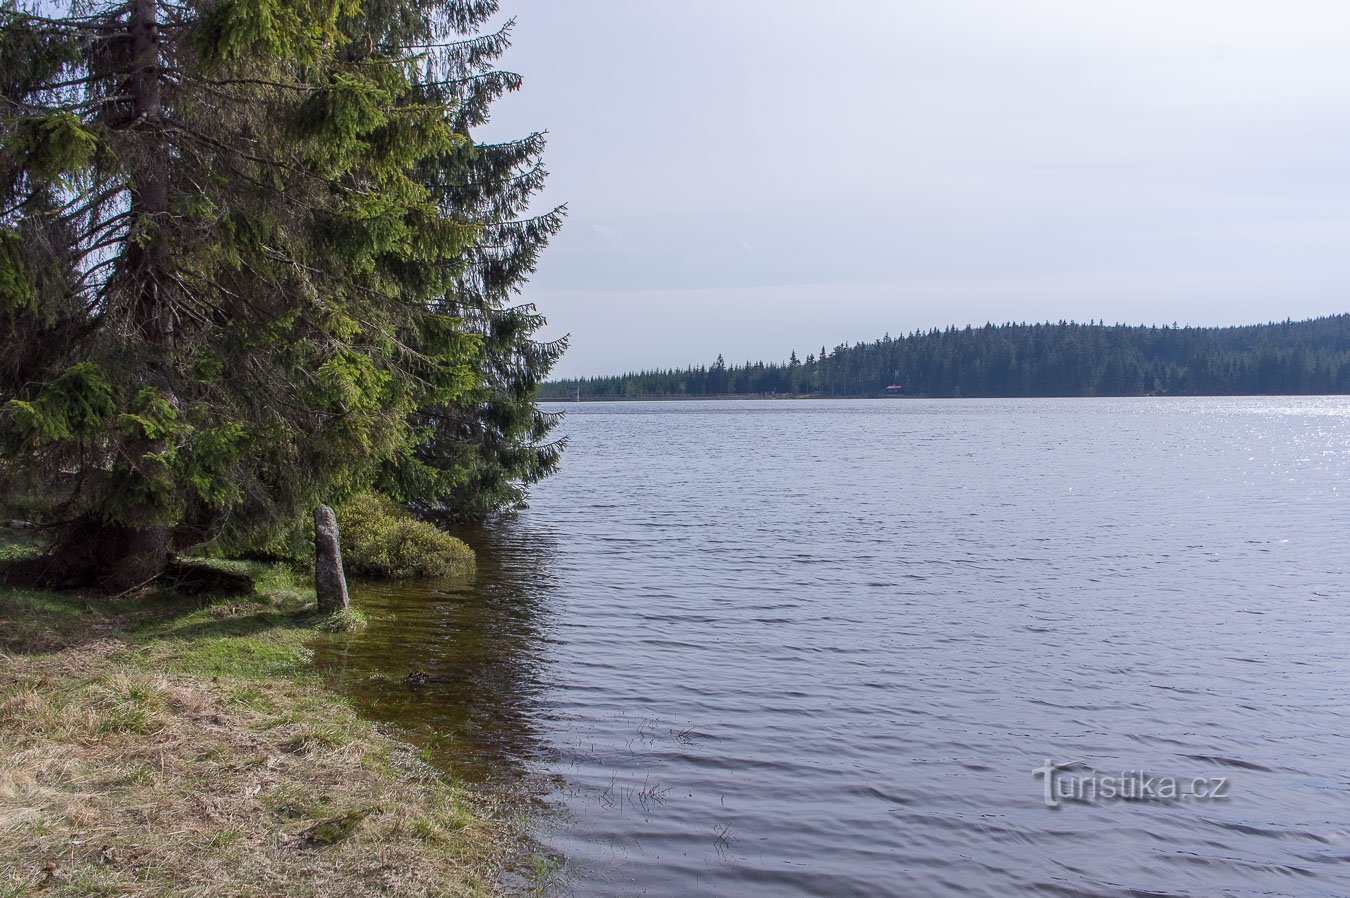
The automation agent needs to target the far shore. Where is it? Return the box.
[538,391,1341,402]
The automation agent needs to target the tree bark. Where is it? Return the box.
[67,0,175,592]
[126,0,171,344]
[29,1,176,594]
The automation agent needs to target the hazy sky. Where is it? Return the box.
[477,1,1350,378]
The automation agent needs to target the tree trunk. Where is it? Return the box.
[126,0,172,346]
[19,517,169,594]
[18,2,177,595]
[62,0,174,594]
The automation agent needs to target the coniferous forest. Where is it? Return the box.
[541,315,1350,400]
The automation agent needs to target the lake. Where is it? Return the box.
[317,397,1350,897]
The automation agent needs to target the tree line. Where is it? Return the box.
[542,316,1350,400]
[0,0,564,591]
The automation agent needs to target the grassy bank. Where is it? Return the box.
[0,535,514,897]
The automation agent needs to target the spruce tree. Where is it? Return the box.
[0,0,482,591]
[359,0,567,523]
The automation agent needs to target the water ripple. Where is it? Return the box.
[318,397,1350,896]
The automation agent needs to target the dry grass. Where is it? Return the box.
[0,560,517,898]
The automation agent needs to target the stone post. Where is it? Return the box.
[314,504,349,613]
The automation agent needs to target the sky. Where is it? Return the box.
[476,0,1350,378]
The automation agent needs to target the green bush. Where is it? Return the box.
[336,493,475,580]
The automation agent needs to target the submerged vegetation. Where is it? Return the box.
[0,535,515,897]
[543,314,1350,399]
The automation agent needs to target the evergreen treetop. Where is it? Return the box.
[0,0,559,590]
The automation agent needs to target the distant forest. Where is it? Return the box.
[541,315,1350,399]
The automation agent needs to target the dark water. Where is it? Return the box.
[316,398,1350,897]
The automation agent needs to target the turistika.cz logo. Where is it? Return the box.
[1032,759,1231,808]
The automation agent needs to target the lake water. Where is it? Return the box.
[316,398,1350,897]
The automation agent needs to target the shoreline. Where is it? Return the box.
[538,391,1350,402]
[0,538,526,897]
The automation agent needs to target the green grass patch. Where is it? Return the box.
[0,538,520,897]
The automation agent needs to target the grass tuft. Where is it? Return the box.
[317,606,367,633]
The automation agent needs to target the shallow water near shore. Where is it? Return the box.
[315,397,1350,897]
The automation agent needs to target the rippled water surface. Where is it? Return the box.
[316,398,1350,897]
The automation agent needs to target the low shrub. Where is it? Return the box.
[336,493,475,580]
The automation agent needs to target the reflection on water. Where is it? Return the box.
[318,398,1350,897]
[313,524,561,785]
